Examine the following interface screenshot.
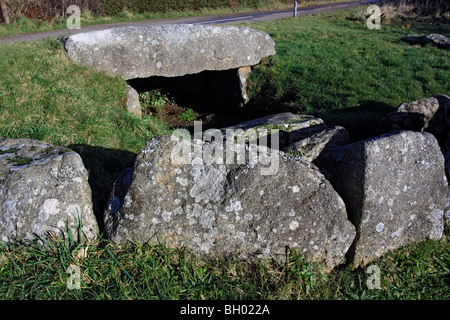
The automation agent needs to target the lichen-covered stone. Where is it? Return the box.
[64,24,276,80]
[315,131,447,268]
[126,85,142,118]
[383,95,450,179]
[444,186,450,236]
[219,112,327,150]
[0,139,98,242]
[383,96,440,132]
[104,135,356,272]
[284,126,349,162]
[403,34,450,50]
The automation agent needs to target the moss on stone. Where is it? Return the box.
[0,147,18,155]
[7,156,33,166]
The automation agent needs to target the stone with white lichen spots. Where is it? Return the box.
[0,139,98,242]
[104,134,356,272]
[315,131,448,268]
[284,126,349,162]
[219,112,327,151]
[63,24,276,80]
[63,24,276,111]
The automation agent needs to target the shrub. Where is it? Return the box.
[352,0,450,23]
[0,0,295,24]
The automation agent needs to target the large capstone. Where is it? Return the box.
[0,139,99,242]
[104,134,356,272]
[64,24,276,110]
[64,24,276,79]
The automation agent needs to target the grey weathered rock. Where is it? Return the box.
[237,66,252,104]
[403,34,450,50]
[284,126,349,162]
[0,139,99,242]
[219,112,327,150]
[383,96,440,132]
[315,131,447,268]
[444,186,450,236]
[64,24,276,80]
[126,85,142,118]
[104,134,356,272]
[383,95,450,179]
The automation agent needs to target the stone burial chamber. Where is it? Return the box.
[63,24,277,116]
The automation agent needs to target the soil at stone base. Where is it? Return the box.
[142,100,287,133]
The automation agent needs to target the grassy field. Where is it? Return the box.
[243,10,449,141]
[0,7,449,300]
[0,234,448,300]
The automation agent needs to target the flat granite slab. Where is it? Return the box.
[64,24,276,80]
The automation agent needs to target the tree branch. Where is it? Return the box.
[0,1,10,25]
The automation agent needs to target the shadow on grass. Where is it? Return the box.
[69,144,137,235]
[313,101,394,143]
[407,19,450,36]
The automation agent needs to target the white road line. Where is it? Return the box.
[270,12,291,16]
[193,15,254,24]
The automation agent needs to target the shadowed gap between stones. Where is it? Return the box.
[126,68,289,132]
[69,144,137,236]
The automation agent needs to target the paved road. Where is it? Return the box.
[0,0,374,44]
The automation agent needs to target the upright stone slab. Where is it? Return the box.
[125,85,142,118]
[104,134,356,272]
[315,131,447,268]
[0,139,99,242]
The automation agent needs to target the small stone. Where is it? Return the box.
[403,34,450,50]
[284,126,349,162]
[125,85,141,118]
[0,139,98,242]
[219,112,327,150]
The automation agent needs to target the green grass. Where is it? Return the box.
[243,10,449,140]
[0,37,171,226]
[247,12,449,109]
[0,38,171,151]
[0,235,448,299]
[0,8,449,300]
